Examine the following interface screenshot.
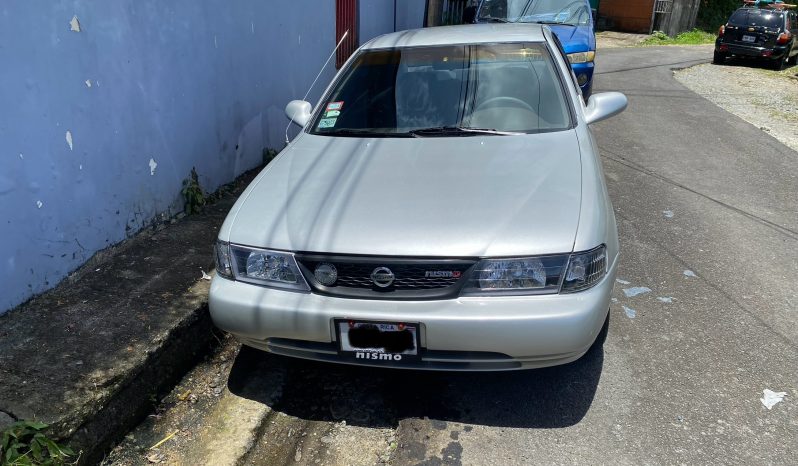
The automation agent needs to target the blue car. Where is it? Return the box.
[475,0,596,98]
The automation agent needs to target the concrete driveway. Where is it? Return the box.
[106,45,798,465]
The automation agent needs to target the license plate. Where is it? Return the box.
[742,35,756,43]
[335,319,420,362]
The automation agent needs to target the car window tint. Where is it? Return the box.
[311,43,571,135]
[729,9,784,29]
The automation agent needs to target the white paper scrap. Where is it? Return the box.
[623,306,636,318]
[760,389,786,410]
[623,286,651,298]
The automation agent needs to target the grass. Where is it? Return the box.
[762,62,798,79]
[640,29,717,46]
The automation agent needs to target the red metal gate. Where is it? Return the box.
[336,0,359,68]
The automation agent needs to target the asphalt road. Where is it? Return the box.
[106,45,798,465]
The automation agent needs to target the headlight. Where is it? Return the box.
[460,245,607,296]
[229,245,309,292]
[214,240,233,279]
[561,245,607,293]
[567,51,595,64]
[461,255,569,295]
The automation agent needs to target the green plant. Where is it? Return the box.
[262,148,279,166]
[697,0,740,31]
[641,29,716,46]
[1,421,75,466]
[181,167,206,215]
[650,30,670,42]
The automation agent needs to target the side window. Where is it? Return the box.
[549,33,580,94]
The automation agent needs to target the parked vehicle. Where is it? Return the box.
[714,5,798,69]
[475,0,597,98]
[209,24,627,371]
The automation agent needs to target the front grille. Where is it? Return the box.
[328,263,463,290]
[295,255,477,300]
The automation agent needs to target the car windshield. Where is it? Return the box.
[728,9,784,28]
[310,43,571,137]
[478,0,591,26]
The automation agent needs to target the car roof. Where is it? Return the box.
[733,6,785,16]
[362,23,548,50]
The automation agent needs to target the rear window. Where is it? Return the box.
[310,43,572,136]
[729,9,784,28]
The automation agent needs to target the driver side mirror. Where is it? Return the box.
[285,100,312,127]
[584,92,628,125]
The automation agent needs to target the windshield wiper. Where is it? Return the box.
[529,20,577,27]
[480,16,511,23]
[321,128,413,138]
[407,126,516,137]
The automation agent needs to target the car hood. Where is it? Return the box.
[225,131,583,257]
[549,24,595,52]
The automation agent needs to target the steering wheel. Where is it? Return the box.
[474,96,536,113]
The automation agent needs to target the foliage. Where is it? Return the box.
[181,167,206,215]
[697,0,742,30]
[641,29,717,45]
[262,148,279,166]
[1,421,75,466]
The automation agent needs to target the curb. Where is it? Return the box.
[70,300,217,465]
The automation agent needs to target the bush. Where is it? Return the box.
[697,0,740,30]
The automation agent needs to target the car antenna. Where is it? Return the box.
[285,30,350,144]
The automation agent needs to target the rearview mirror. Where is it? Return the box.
[584,92,628,125]
[285,100,312,127]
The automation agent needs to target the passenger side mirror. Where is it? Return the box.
[584,92,628,125]
[285,100,313,127]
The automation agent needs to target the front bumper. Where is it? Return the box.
[209,259,616,371]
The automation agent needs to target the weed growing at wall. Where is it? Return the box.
[262,148,278,166]
[1,421,76,465]
[181,167,206,215]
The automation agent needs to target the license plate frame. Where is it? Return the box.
[334,319,421,362]
[742,35,756,43]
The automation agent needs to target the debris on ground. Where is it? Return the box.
[623,286,651,298]
[760,389,787,410]
[683,270,697,278]
[623,306,636,319]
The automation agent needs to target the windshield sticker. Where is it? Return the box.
[318,118,337,129]
[326,101,344,111]
[324,110,341,118]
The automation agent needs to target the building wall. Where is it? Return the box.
[395,0,427,30]
[598,0,656,33]
[0,0,411,314]
[360,0,395,42]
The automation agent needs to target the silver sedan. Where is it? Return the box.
[209,23,627,370]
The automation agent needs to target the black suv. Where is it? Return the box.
[714,6,797,69]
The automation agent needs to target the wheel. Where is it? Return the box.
[771,54,788,71]
[712,51,727,64]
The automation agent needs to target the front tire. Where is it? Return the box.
[713,51,727,64]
